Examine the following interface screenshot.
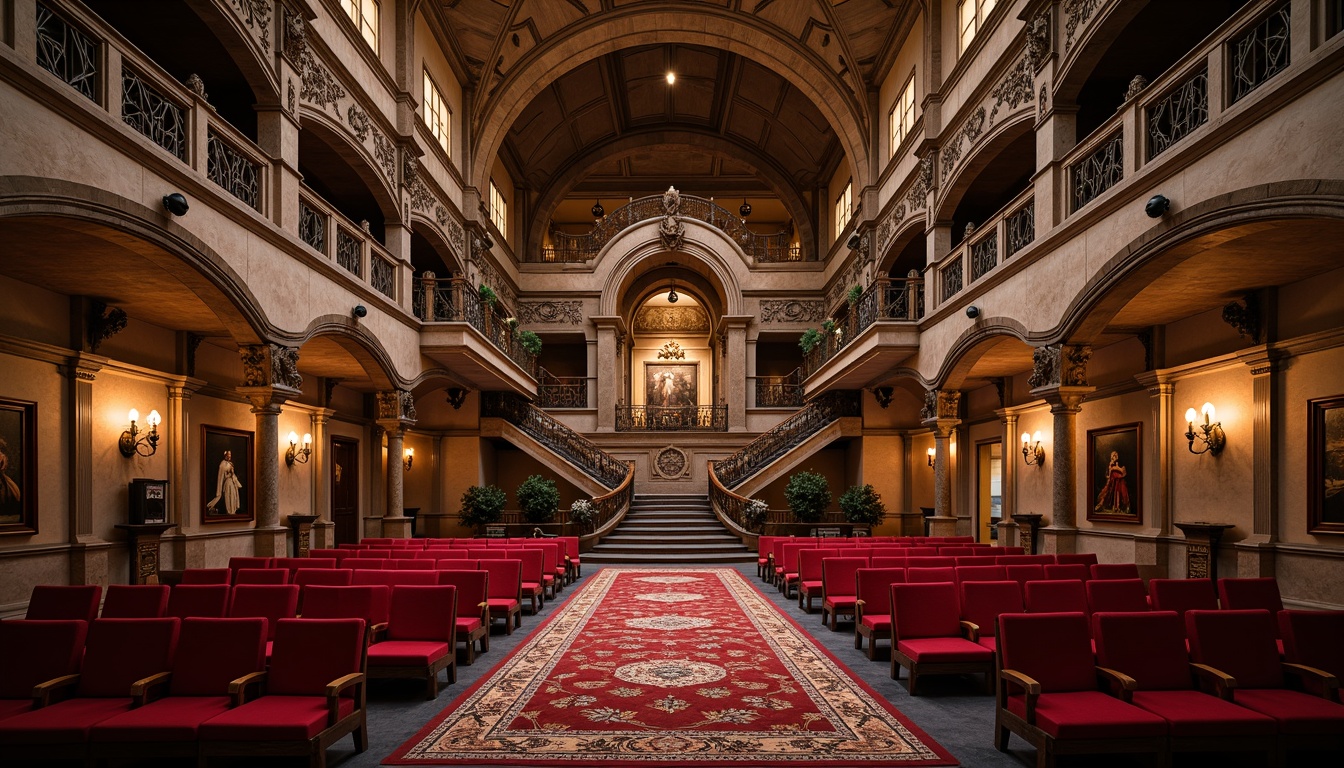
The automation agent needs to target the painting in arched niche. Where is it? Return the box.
[630,290,713,414]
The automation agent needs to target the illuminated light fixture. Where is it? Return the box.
[667,280,678,304]
[285,431,312,466]
[666,72,676,85]
[591,199,604,219]
[403,448,414,473]
[1021,431,1045,466]
[1184,402,1226,456]
[739,197,752,218]
[119,408,161,458]
[927,447,936,468]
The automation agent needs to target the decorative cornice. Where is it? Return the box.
[517,300,583,325]
[760,299,824,324]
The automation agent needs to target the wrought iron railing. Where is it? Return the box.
[122,68,186,160]
[35,3,97,102]
[1005,199,1035,258]
[1230,2,1291,104]
[539,194,804,263]
[207,128,260,210]
[299,199,325,252]
[711,390,862,489]
[336,228,362,276]
[801,278,921,377]
[537,370,589,409]
[415,276,539,377]
[709,462,763,537]
[370,255,395,299]
[970,233,998,281]
[615,404,728,432]
[588,463,636,540]
[1070,129,1124,212]
[481,392,629,488]
[940,256,964,302]
[1147,64,1209,160]
[755,368,803,408]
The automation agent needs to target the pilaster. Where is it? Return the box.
[920,389,961,535]
[592,316,626,431]
[720,315,752,431]
[1028,344,1094,554]
[1234,347,1285,577]
[997,409,1019,527]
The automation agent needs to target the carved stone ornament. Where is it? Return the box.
[920,389,961,421]
[185,73,208,101]
[633,305,710,333]
[653,446,689,479]
[1064,0,1103,52]
[286,78,295,114]
[1026,9,1051,69]
[1221,294,1261,343]
[1125,75,1149,102]
[760,299,824,324]
[907,156,933,210]
[965,107,986,141]
[920,390,937,420]
[661,186,682,217]
[1028,344,1090,389]
[377,390,417,422]
[517,301,583,325]
[282,6,306,62]
[239,343,302,390]
[1061,345,1092,386]
[87,301,127,353]
[1028,345,1059,390]
[1039,84,1048,118]
[872,386,894,409]
[656,341,686,360]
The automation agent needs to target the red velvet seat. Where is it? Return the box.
[819,557,866,631]
[343,558,388,570]
[166,584,232,619]
[26,584,102,623]
[559,535,581,583]
[996,547,1026,556]
[227,557,272,581]
[797,548,838,613]
[197,618,367,768]
[1001,554,1054,565]
[433,549,469,561]
[87,617,267,760]
[955,565,1007,583]
[0,618,180,763]
[234,567,290,585]
[1043,563,1089,581]
[889,582,994,695]
[301,585,391,646]
[390,558,438,570]
[995,612,1166,768]
[368,585,458,699]
[1186,609,1344,759]
[1084,579,1149,614]
[870,556,907,569]
[179,568,231,585]
[1217,577,1284,613]
[1091,610,1276,762]
[906,566,956,584]
[1279,609,1344,696]
[959,580,1023,655]
[228,584,300,658]
[436,570,490,664]
[275,557,337,575]
[954,555,1000,567]
[353,569,439,586]
[510,547,547,614]
[1090,563,1140,581]
[527,542,563,596]
[101,584,169,618]
[1025,580,1088,615]
[904,556,954,568]
[307,549,349,563]
[776,543,813,597]
[756,535,778,580]
[294,569,354,588]
[1004,564,1046,590]
[0,620,87,723]
[480,559,523,634]
[1149,578,1218,635]
[854,567,904,659]
[1054,553,1099,567]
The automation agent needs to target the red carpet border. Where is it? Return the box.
[386,567,956,766]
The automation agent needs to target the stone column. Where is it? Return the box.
[1235,348,1284,577]
[592,316,625,431]
[954,422,973,537]
[1028,344,1094,555]
[920,390,961,537]
[377,390,417,538]
[310,408,334,521]
[65,352,111,585]
[163,377,205,569]
[997,409,1019,541]
[365,424,386,538]
[722,316,752,431]
[237,343,303,557]
[1130,373,1175,576]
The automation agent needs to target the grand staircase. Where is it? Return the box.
[584,494,755,565]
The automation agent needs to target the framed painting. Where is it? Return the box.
[201,425,254,524]
[1086,422,1142,525]
[644,362,698,409]
[1308,395,1344,535]
[0,398,37,535]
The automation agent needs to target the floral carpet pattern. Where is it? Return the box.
[386,568,955,766]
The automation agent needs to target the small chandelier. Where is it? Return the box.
[591,199,605,219]
[739,197,752,218]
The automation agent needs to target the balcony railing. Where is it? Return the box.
[413,276,539,377]
[537,370,589,409]
[754,368,803,408]
[927,190,1036,316]
[481,392,629,489]
[711,390,861,489]
[300,187,402,303]
[539,194,804,263]
[615,404,728,432]
[802,277,922,378]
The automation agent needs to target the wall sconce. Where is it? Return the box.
[1021,431,1045,466]
[1184,402,1226,455]
[119,408,160,457]
[285,431,312,466]
[446,387,467,409]
[927,447,936,468]
[403,448,414,473]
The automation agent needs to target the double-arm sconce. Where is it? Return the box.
[1021,431,1045,466]
[119,409,161,458]
[403,448,414,473]
[1185,402,1226,455]
[285,431,312,466]
[927,447,936,468]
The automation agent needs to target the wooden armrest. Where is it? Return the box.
[960,620,980,642]
[32,674,80,708]
[1283,663,1341,700]
[130,671,173,706]
[1096,667,1137,703]
[325,672,366,723]
[999,668,1041,723]
[369,623,388,644]
[1190,663,1237,701]
[228,671,267,707]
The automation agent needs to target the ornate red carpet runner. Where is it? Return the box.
[386,568,956,766]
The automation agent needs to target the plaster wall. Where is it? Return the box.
[877,11,925,204]
[414,10,466,202]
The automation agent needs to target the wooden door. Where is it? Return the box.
[331,436,359,544]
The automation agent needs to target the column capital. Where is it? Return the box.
[1133,369,1175,395]
[994,408,1020,425]
[590,315,628,334]
[717,315,755,331]
[165,375,207,399]
[1236,346,1286,377]
[925,417,961,438]
[239,343,304,393]
[1035,385,1095,413]
[1027,343,1092,390]
[919,388,961,426]
[376,389,417,426]
[237,387,289,414]
[61,351,108,382]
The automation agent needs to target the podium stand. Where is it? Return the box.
[287,514,320,558]
[1011,513,1044,555]
[114,523,174,584]
[1174,522,1236,585]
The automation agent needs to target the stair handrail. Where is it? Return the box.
[581,461,636,547]
[708,461,761,549]
[711,390,862,489]
[481,392,630,489]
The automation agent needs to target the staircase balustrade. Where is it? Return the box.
[615,404,728,431]
[711,390,862,489]
[754,368,804,408]
[481,392,629,489]
[537,370,589,409]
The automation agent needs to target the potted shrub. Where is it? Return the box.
[517,474,560,525]
[569,498,596,531]
[743,498,769,532]
[478,284,499,307]
[846,284,863,305]
[785,470,831,524]
[799,327,823,354]
[516,329,543,356]
[458,484,506,528]
[839,483,886,528]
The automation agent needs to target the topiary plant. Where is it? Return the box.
[517,474,560,524]
[785,470,831,523]
[839,483,886,526]
[458,484,506,528]
[799,327,823,353]
[516,329,542,355]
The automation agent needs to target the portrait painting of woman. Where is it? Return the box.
[1087,423,1142,524]
[201,425,253,523]
[0,398,37,534]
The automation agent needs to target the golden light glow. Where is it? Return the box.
[1185,407,1199,424]
[666,72,676,84]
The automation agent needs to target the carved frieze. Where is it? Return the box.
[920,389,961,421]
[239,343,302,390]
[906,156,933,211]
[377,390,417,422]
[633,306,710,333]
[653,446,689,479]
[760,300,824,324]
[517,301,583,325]
[1064,0,1103,52]
[657,341,686,360]
[1026,9,1051,70]
[944,48,1036,184]
[227,0,272,53]
[282,6,305,62]
[1028,344,1091,389]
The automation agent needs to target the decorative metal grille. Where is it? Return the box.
[122,70,186,160]
[941,256,964,302]
[970,235,998,281]
[615,405,728,432]
[206,129,259,209]
[1231,3,1290,104]
[35,3,98,102]
[482,392,628,488]
[336,228,362,276]
[1071,130,1124,212]
[538,371,588,409]
[712,390,861,488]
[412,277,539,376]
[915,283,925,318]
[299,200,325,252]
[1006,199,1035,258]
[755,370,804,408]
[1148,65,1209,159]
[371,256,394,298]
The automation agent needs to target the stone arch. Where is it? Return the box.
[934,318,1034,390]
[596,219,747,320]
[296,110,401,222]
[932,111,1036,225]
[1052,2,1151,106]
[471,11,871,207]
[184,0,282,107]
[409,217,465,276]
[294,315,403,390]
[876,216,926,277]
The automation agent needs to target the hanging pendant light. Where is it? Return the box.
[591,199,605,218]
[667,279,679,303]
[739,197,752,218]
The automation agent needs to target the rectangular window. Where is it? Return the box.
[422,69,451,156]
[490,179,507,237]
[890,74,916,158]
[958,0,997,53]
[834,180,852,241]
[343,0,379,53]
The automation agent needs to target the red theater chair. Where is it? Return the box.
[511,548,547,614]
[820,557,867,631]
[854,567,904,660]
[1005,564,1046,591]
[228,584,300,658]
[437,570,490,664]
[1278,609,1344,698]
[301,585,391,645]
[1090,563,1141,581]
[1054,553,1098,567]
[344,558,388,570]
[180,568,231,585]
[955,565,1007,583]
[480,559,523,634]
[1217,577,1284,613]
[353,570,439,586]
[906,566,956,584]
[368,585,458,699]
[889,582,994,695]
[1043,563,1089,581]
[234,568,290,585]
[1084,579,1149,614]
[101,584,169,618]
[994,612,1167,767]
[294,569,354,588]
[25,584,102,623]
[227,557,272,580]
[0,619,88,723]
[197,618,368,768]
[797,548,838,613]
[1024,580,1088,615]
[1149,578,1218,624]
[275,557,337,575]
[959,580,1023,655]
[166,584,232,619]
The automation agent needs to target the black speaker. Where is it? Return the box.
[129,478,168,524]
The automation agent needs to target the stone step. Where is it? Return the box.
[601,533,743,545]
[588,494,753,566]
[628,504,714,511]
[584,552,758,564]
[589,542,750,553]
